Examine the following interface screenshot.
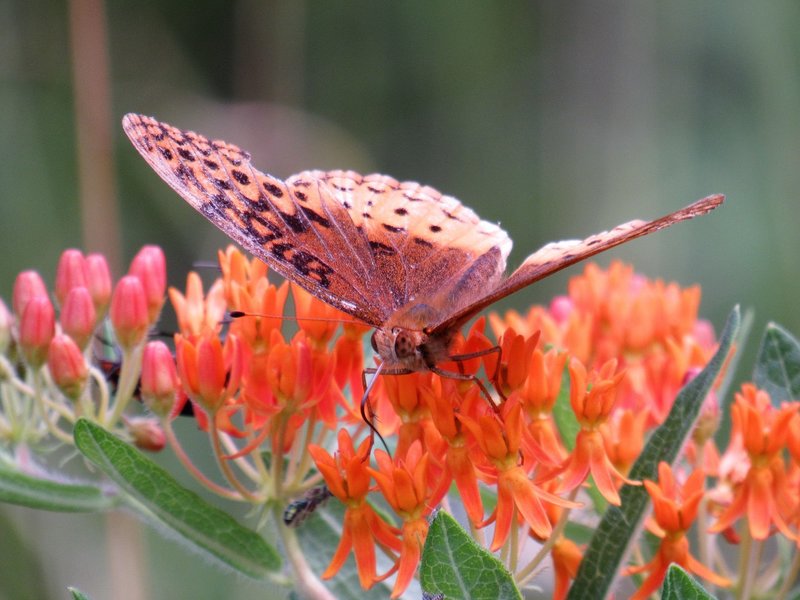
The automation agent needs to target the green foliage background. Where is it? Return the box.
[0,2,797,598]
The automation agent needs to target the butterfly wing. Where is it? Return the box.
[122,114,513,326]
[429,194,725,334]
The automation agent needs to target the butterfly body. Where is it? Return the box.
[122,113,724,378]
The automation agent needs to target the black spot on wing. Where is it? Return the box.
[263,182,284,197]
[232,170,250,185]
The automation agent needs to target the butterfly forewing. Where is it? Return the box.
[123,113,513,328]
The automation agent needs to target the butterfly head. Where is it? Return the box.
[370,324,453,372]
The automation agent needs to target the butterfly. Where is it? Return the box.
[122,113,723,393]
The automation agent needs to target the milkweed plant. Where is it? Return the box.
[2,244,798,600]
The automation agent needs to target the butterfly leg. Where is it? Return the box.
[446,345,507,402]
[428,366,501,415]
[360,363,411,456]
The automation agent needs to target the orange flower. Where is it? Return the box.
[175,332,242,413]
[551,537,583,600]
[627,462,730,599]
[459,400,578,549]
[516,347,569,468]
[557,358,637,505]
[425,382,489,525]
[169,272,227,340]
[291,283,343,349]
[710,384,798,540]
[309,430,401,590]
[219,246,289,354]
[369,441,432,599]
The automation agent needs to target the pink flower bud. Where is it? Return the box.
[0,298,12,354]
[19,295,55,368]
[141,341,179,417]
[54,249,88,306]
[85,253,113,315]
[125,417,166,452]
[129,245,166,323]
[110,275,149,350]
[47,334,88,400]
[60,287,97,350]
[12,271,48,318]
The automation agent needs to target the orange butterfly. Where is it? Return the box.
[123,113,723,403]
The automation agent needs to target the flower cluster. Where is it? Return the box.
[4,249,800,599]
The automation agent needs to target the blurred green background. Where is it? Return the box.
[1,1,798,599]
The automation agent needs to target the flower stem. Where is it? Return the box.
[209,414,261,502]
[274,502,336,600]
[162,419,243,500]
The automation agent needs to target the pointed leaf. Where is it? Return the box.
[420,511,521,600]
[68,588,92,600]
[0,464,113,512]
[753,322,800,403]
[661,565,717,599]
[73,418,280,578]
[567,306,740,600]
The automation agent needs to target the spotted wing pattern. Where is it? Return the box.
[122,114,512,325]
[429,194,725,335]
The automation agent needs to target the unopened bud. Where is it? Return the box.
[47,334,88,400]
[85,253,113,316]
[54,249,88,306]
[129,245,166,323]
[125,417,166,452]
[12,271,48,318]
[141,341,179,417]
[60,287,97,350]
[110,276,149,350]
[19,295,55,368]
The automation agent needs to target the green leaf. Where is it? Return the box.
[753,322,800,403]
[552,366,578,451]
[73,419,280,579]
[420,511,521,600]
[661,565,717,599]
[0,464,114,512]
[68,587,92,600]
[567,306,740,600]
[295,499,397,599]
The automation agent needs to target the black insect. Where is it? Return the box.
[282,485,334,528]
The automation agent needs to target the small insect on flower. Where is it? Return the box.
[283,485,334,528]
[422,592,445,600]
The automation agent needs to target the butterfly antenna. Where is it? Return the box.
[191,260,221,271]
[229,309,363,326]
[360,362,391,456]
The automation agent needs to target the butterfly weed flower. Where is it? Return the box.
[556,357,639,506]
[85,253,113,316]
[309,430,402,590]
[626,462,730,599]
[18,295,56,369]
[709,384,798,542]
[169,271,227,340]
[140,340,180,418]
[369,441,434,598]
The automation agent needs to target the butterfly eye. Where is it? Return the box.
[393,331,415,359]
[370,331,379,353]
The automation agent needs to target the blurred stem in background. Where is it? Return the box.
[69,0,136,598]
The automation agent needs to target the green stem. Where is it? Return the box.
[274,503,336,600]
[776,542,800,600]
[31,370,73,444]
[210,413,261,502]
[163,419,242,501]
[515,487,579,587]
[735,527,754,600]
[107,344,143,427]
